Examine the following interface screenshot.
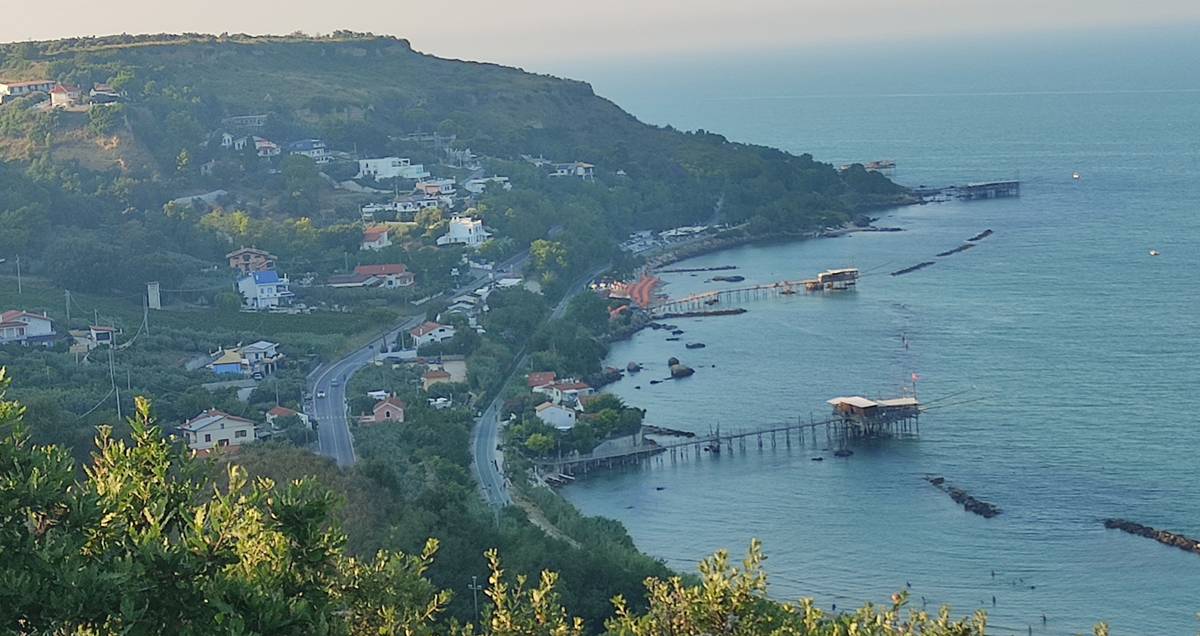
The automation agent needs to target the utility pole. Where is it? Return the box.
[468,576,484,626]
[15,255,20,295]
[65,290,70,322]
[108,347,121,420]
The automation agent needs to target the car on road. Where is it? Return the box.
[331,378,340,387]
[317,391,326,399]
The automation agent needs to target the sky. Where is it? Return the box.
[2,0,1199,73]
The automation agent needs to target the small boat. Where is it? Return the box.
[685,342,706,349]
[666,337,680,341]
[1150,250,1159,256]
[723,275,745,282]
[671,329,684,335]
[1073,172,1081,179]
[811,457,824,461]
[833,449,854,458]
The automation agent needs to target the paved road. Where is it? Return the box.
[310,317,423,466]
[309,251,530,467]
[470,261,612,508]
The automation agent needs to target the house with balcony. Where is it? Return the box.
[410,321,455,348]
[0,310,56,345]
[179,409,257,452]
[355,157,430,181]
[0,79,55,102]
[550,162,595,180]
[226,247,277,273]
[361,226,392,251]
[535,402,577,431]
[236,269,293,309]
[436,216,491,247]
[49,84,82,108]
[287,139,330,164]
[207,340,284,376]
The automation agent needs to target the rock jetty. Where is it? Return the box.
[1103,518,1200,556]
[927,476,999,518]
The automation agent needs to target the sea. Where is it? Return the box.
[539,26,1200,635]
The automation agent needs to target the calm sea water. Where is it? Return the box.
[547,29,1200,635]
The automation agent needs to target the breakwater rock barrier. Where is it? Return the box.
[927,476,999,518]
[1103,518,1200,556]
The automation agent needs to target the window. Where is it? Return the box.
[204,433,211,442]
[235,430,247,438]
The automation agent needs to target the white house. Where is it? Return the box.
[236,270,294,309]
[287,139,330,164]
[0,79,55,101]
[88,325,118,346]
[266,405,311,428]
[179,409,257,451]
[361,226,392,251]
[355,157,430,181]
[437,216,492,247]
[48,84,82,108]
[240,340,284,374]
[394,194,442,214]
[534,381,595,407]
[222,115,269,127]
[550,162,595,180]
[463,176,512,195]
[535,402,576,431]
[415,180,456,208]
[0,310,56,345]
[207,340,284,376]
[234,136,280,157]
[354,264,415,289]
[410,321,455,347]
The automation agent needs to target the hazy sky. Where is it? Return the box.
[2,0,1198,70]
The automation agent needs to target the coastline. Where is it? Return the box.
[640,218,906,272]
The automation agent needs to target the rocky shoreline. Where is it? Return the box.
[1103,518,1200,556]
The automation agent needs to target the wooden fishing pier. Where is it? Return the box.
[650,267,858,316]
[914,180,1020,201]
[534,393,919,479]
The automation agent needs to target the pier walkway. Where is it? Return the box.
[650,268,858,316]
[534,398,919,478]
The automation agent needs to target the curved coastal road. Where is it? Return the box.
[470,261,612,508]
[310,252,530,467]
[310,317,423,466]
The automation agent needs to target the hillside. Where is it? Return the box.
[0,35,949,634]
[1,32,907,226]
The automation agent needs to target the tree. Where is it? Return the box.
[564,291,610,335]
[215,290,243,313]
[524,432,555,455]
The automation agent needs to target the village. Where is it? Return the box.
[0,73,897,482]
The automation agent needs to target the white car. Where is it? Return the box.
[317,391,327,399]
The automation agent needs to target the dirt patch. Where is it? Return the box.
[50,126,160,175]
[512,491,582,549]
